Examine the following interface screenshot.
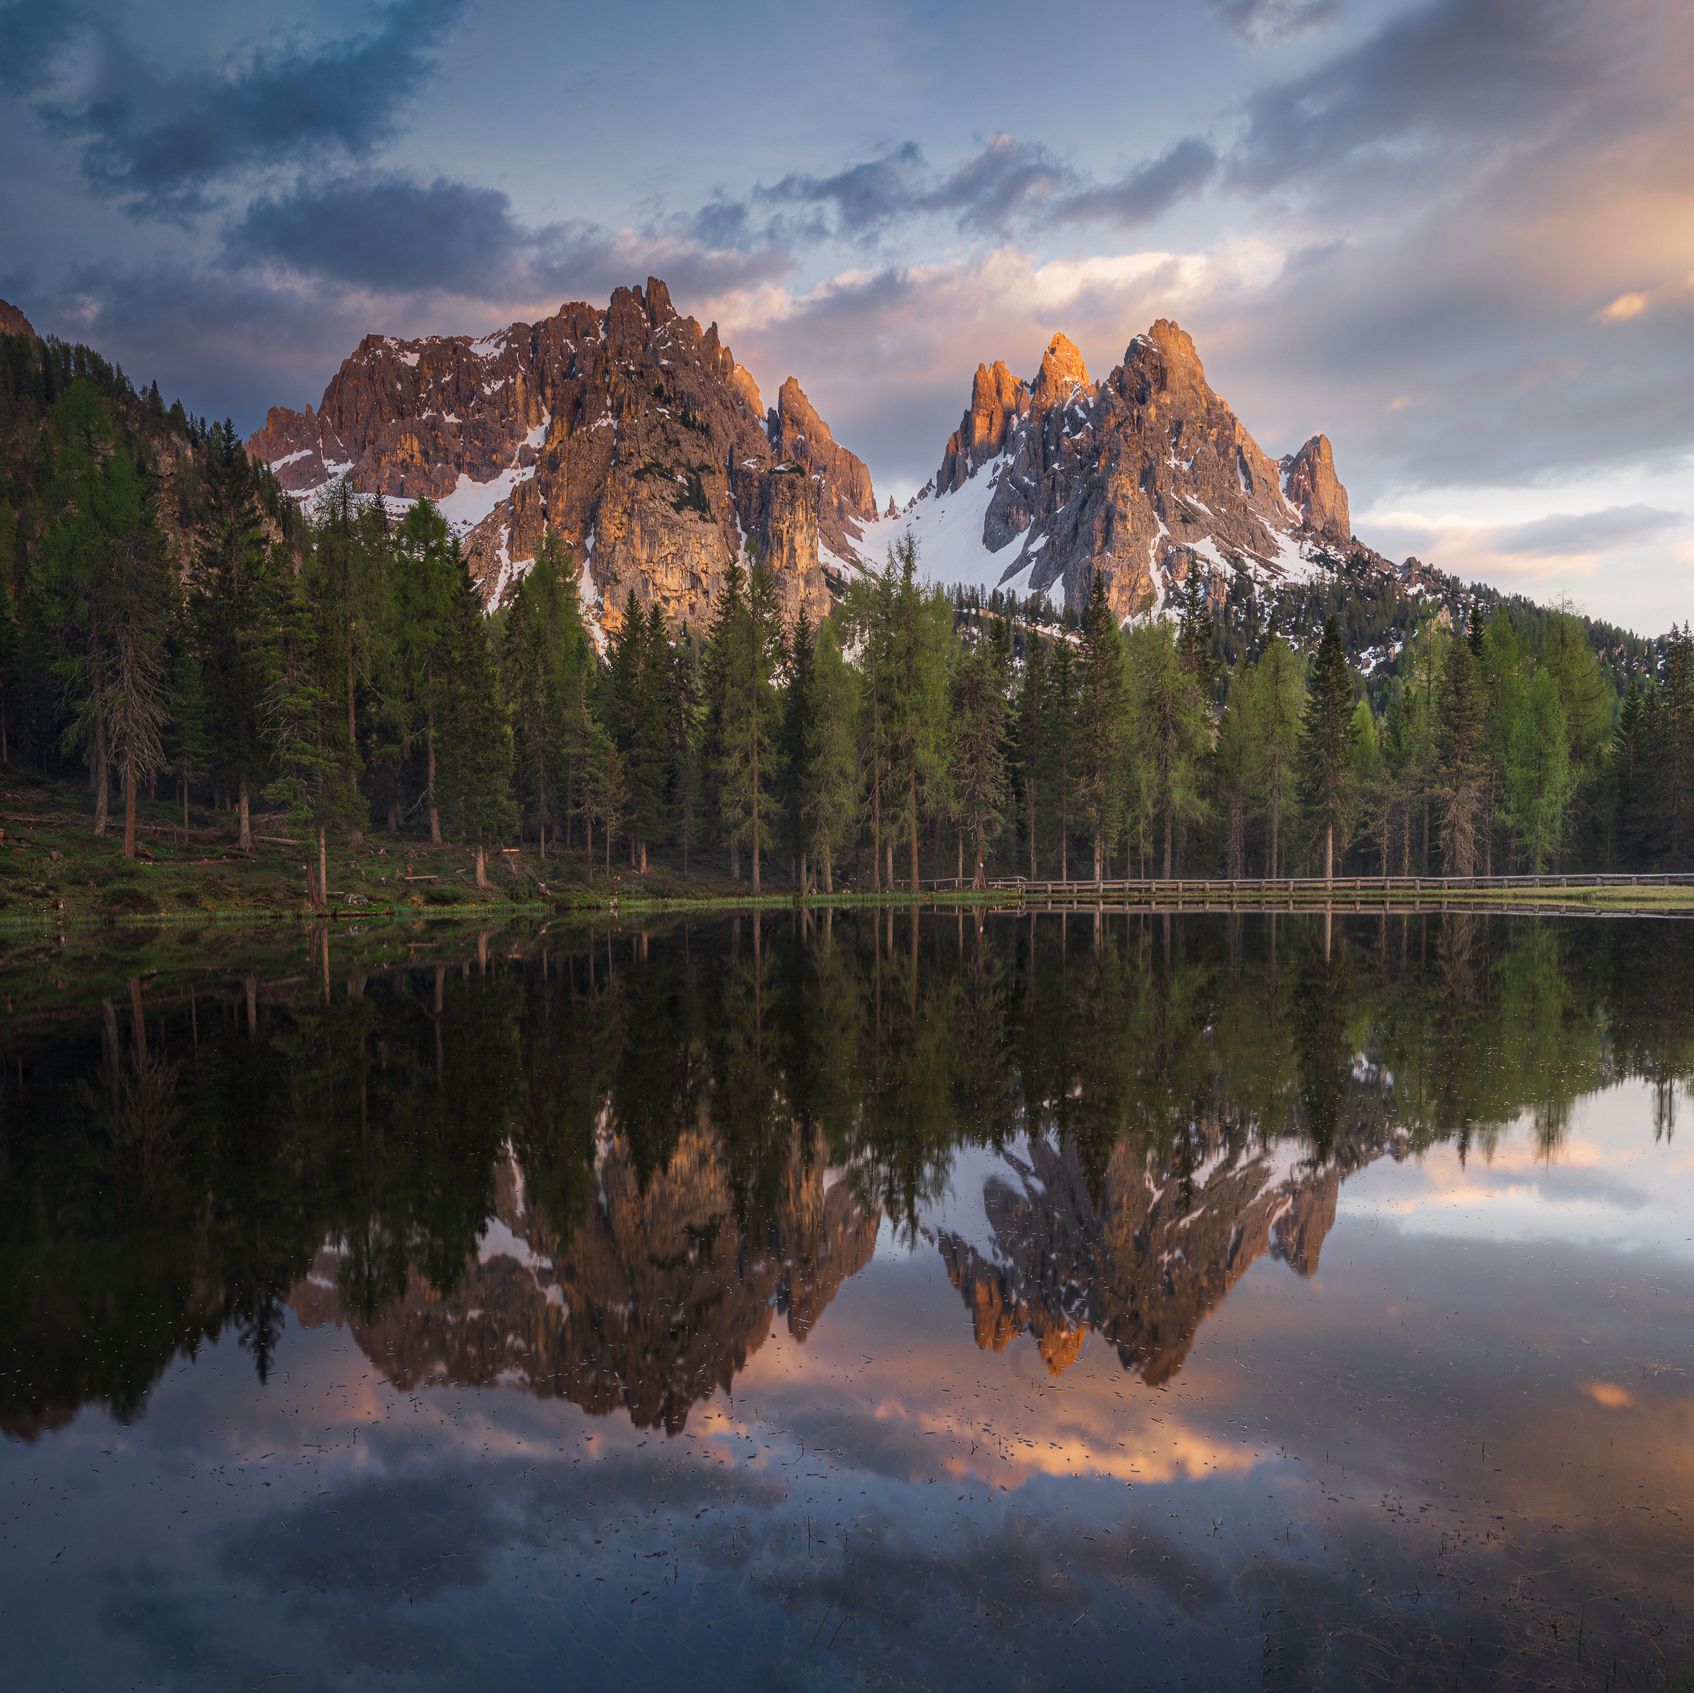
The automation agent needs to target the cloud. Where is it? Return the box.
[0,0,82,92]
[17,0,467,216]
[921,135,1076,232]
[1050,137,1219,228]
[1227,0,1630,195]
[1495,503,1682,556]
[1207,0,1344,44]
[228,175,793,314]
[701,133,1205,250]
[757,141,926,240]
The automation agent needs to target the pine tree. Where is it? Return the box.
[805,620,859,894]
[1127,620,1212,878]
[1505,668,1572,871]
[716,562,782,892]
[949,630,1009,886]
[1299,616,1353,883]
[1074,573,1128,878]
[1437,633,1487,875]
[1012,626,1047,878]
[778,607,817,889]
[885,535,954,893]
[1251,637,1305,877]
[436,568,516,882]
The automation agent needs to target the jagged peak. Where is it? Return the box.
[1032,331,1090,401]
[0,299,38,340]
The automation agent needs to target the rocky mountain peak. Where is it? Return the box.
[768,376,878,564]
[937,358,1028,495]
[248,277,874,631]
[0,300,37,340]
[860,314,1363,623]
[1031,332,1091,405]
[1280,433,1351,540]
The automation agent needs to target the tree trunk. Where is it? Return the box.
[731,840,741,881]
[318,827,329,910]
[238,777,252,852]
[426,686,441,846]
[973,823,986,889]
[908,762,919,895]
[1324,822,1335,884]
[956,830,964,884]
[822,843,834,895]
[1269,784,1281,879]
[92,711,109,837]
[122,758,138,859]
[475,843,490,889]
[1026,780,1037,879]
[346,644,357,750]
[181,775,189,844]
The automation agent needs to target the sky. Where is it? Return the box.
[1,0,1691,633]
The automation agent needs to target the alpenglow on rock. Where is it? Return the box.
[249,278,876,634]
[858,318,1371,621]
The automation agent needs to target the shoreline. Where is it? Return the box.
[6,878,1694,933]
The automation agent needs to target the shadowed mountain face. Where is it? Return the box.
[2,909,1690,1446]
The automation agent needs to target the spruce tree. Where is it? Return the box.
[949,630,1009,886]
[1299,616,1353,882]
[1075,573,1127,878]
[1436,632,1487,875]
[778,607,817,888]
[805,620,859,894]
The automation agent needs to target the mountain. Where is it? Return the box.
[856,318,1386,622]
[0,301,37,341]
[248,278,877,632]
[933,1116,1400,1387]
[290,1127,880,1434]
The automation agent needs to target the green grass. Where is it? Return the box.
[4,771,1691,928]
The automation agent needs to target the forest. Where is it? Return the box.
[2,334,1691,898]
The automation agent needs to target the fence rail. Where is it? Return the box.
[919,873,1694,898]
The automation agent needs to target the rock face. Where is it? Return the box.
[249,278,875,632]
[0,300,37,339]
[1280,433,1351,540]
[861,318,1371,621]
[767,377,877,567]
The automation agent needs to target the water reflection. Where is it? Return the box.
[1,911,1691,1688]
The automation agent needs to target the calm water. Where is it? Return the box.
[1,910,1691,1691]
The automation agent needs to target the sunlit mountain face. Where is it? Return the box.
[3,912,1692,1688]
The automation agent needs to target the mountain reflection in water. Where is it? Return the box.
[1,909,1691,1690]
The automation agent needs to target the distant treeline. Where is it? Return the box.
[1,331,1690,887]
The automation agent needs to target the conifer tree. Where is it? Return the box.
[778,607,817,888]
[1128,620,1212,878]
[716,562,782,891]
[1075,574,1127,878]
[805,620,859,894]
[1299,616,1353,883]
[1437,632,1487,875]
[1012,626,1047,878]
[949,629,1009,886]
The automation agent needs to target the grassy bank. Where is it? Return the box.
[4,773,1693,928]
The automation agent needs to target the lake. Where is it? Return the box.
[1,909,1691,1690]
